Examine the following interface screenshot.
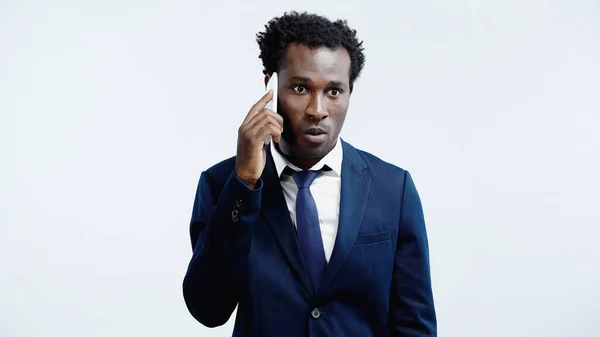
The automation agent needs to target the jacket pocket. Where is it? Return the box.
[354,229,392,245]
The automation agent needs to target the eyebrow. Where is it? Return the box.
[288,76,346,88]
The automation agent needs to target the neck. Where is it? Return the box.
[275,141,323,170]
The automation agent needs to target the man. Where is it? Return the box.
[182,11,436,337]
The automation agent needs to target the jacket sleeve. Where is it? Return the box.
[182,169,262,328]
[391,171,437,336]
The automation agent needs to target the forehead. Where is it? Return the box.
[280,43,351,84]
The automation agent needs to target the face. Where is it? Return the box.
[266,43,352,169]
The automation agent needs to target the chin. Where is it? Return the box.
[299,141,332,159]
[280,133,334,159]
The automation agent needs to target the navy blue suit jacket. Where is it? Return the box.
[183,140,436,336]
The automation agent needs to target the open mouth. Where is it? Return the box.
[304,127,327,135]
[302,127,328,144]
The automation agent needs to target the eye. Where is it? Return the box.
[293,85,308,94]
[328,88,342,97]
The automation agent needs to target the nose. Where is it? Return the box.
[305,93,328,121]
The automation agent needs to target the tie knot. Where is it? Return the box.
[291,169,321,189]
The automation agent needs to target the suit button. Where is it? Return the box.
[231,209,239,223]
[310,308,321,319]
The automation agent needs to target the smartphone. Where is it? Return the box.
[264,72,278,145]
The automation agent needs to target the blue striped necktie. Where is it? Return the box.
[291,168,327,290]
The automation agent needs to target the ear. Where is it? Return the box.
[264,74,271,88]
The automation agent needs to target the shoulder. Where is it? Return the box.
[205,155,236,173]
[201,155,237,186]
[342,140,408,179]
[342,140,418,207]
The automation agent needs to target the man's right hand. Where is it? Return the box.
[235,90,284,189]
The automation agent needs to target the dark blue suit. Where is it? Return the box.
[183,140,436,336]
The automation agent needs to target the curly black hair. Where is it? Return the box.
[256,11,366,87]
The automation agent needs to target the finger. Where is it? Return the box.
[247,117,282,141]
[243,90,274,124]
[246,109,283,132]
[271,127,282,143]
[270,110,284,129]
[248,115,283,140]
[248,109,282,131]
[240,107,270,135]
[255,123,282,144]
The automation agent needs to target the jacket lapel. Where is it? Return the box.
[260,145,314,296]
[316,140,371,299]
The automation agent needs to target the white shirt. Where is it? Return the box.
[269,140,343,262]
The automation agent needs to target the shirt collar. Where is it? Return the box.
[270,138,343,177]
